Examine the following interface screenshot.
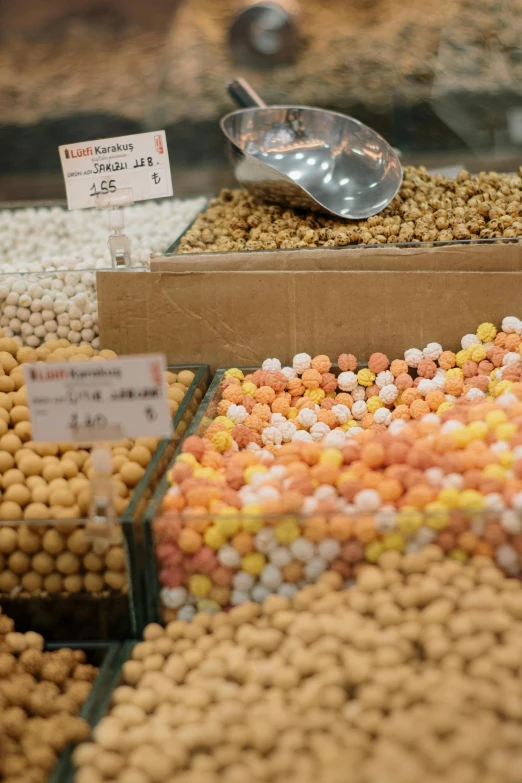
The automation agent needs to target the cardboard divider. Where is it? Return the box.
[153,241,522,273]
[98,243,522,371]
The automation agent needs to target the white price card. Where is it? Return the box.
[58,131,173,210]
[25,355,173,444]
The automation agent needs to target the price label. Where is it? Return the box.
[25,355,172,444]
[58,131,173,210]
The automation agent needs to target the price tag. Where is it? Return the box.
[58,131,173,210]
[25,355,173,444]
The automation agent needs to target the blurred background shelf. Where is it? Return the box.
[2,0,522,202]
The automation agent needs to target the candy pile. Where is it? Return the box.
[0,333,198,597]
[74,552,522,783]
[198,316,522,453]
[0,197,205,348]
[0,605,94,783]
[155,391,522,617]
[178,169,522,253]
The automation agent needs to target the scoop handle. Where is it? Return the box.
[227,78,267,108]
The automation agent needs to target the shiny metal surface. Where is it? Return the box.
[228,2,300,68]
[221,82,402,220]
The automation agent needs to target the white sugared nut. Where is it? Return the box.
[0,197,206,347]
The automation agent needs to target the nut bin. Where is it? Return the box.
[0,197,207,347]
[47,641,126,783]
[175,169,522,253]
[67,555,522,783]
[0,365,210,640]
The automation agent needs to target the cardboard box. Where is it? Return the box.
[98,243,522,370]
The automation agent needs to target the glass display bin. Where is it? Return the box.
[53,641,134,783]
[0,365,209,640]
[143,367,522,626]
[0,198,206,347]
[46,641,126,783]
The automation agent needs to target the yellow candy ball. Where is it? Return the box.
[214,416,234,432]
[366,396,384,414]
[242,504,264,533]
[496,422,517,441]
[225,368,244,380]
[176,453,197,467]
[494,381,514,397]
[485,409,508,428]
[482,464,505,481]
[197,599,221,613]
[275,519,300,544]
[242,552,266,576]
[319,448,343,468]
[193,466,217,480]
[241,382,257,396]
[304,388,325,403]
[449,548,468,563]
[470,344,487,362]
[357,368,375,387]
[452,427,472,448]
[211,432,234,453]
[215,513,240,539]
[499,451,513,468]
[476,322,497,343]
[396,507,423,534]
[204,526,226,550]
[437,488,460,509]
[425,501,450,530]
[466,421,488,440]
[382,532,406,552]
[365,540,384,563]
[188,574,212,598]
[455,349,472,367]
[446,367,464,379]
[458,489,484,510]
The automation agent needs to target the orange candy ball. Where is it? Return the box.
[311,355,332,374]
[178,528,202,554]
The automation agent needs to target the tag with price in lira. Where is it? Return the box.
[58,131,173,210]
[25,355,173,444]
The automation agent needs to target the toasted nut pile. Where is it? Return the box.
[178,167,522,253]
[0,333,199,597]
[0,605,95,783]
[74,548,522,783]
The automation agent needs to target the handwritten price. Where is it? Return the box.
[89,180,117,198]
[68,412,108,432]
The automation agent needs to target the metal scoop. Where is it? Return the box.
[220,78,402,220]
